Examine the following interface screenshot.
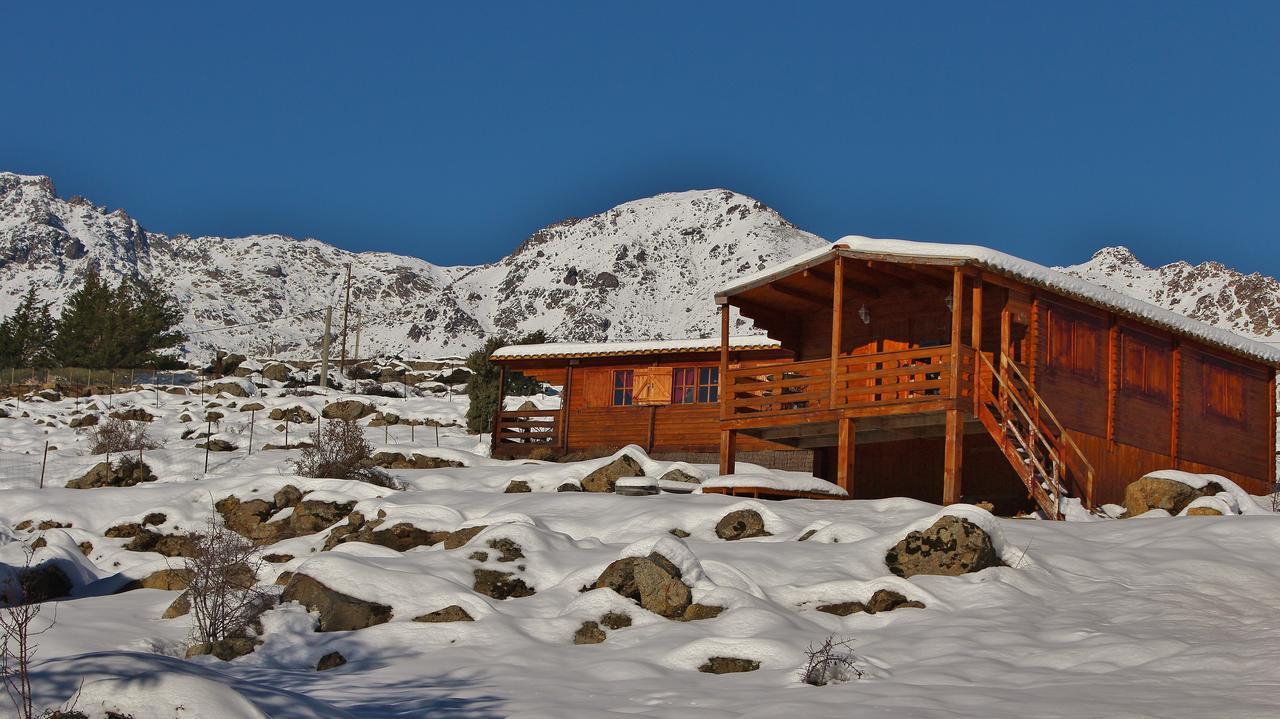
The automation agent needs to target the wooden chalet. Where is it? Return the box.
[715,237,1280,516]
[489,337,808,466]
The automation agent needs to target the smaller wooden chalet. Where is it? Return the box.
[489,337,807,466]
[715,237,1280,516]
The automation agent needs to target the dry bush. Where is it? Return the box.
[800,635,864,686]
[292,418,398,488]
[79,416,160,455]
[182,514,268,648]
[1,545,54,719]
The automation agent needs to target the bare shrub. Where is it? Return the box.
[79,416,160,455]
[1,545,54,719]
[182,514,268,649]
[292,418,398,488]
[800,634,864,686]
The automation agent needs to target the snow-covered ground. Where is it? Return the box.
[1,385,1279,718]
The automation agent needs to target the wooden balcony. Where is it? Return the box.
[492,409,561,457]
[722,345,975,434]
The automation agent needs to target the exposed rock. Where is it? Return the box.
[504,480,532,493]
[668,528,690,538]
[599,612,632,630]
[580,455,643,493]
[681,603,725,621]
[290,500,356,535]
[122,568,193,592]
[162,591,191,618]
[316,651,347,671]
[468,551,489,562]
[261,363,293,382]
[195,438,237,452]
[241,402,266,412]
[324,517,449,552]
[885,516,1001,578]
[659,469,701,484]
[108,408,154,423]
[699,657,760,674]
[410,454,465,469]
[487,538,524,562]
[66,459,157,489]
[866,589,925,613]
[573,621,606,645]
[268,406,315,424]
[69,413,99,428]
[1186,506,1224,516]
[206,381,251,397]
[594,553,691,619]
[414,605,475,623]
[715,509,769,540]
[186,638,257,661]
[473,569,535,600]
[263,553,295,563]
[280,574,393,631]
[12,563,72,604]
[321,399,376,421]
[556,482,582,492]
[797,529,818,541]
[1123,476,1222,517]
[443,525,488,550]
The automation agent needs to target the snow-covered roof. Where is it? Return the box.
[717,236,1280,366]
[490,336,783,361]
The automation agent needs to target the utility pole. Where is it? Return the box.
[319,306,333,390]
[338,263,353,376]
[353,312,362,372]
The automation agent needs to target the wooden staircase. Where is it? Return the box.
[973,351,1095,519]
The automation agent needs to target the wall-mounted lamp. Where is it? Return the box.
[944,294,953,312]
[858,304,871,324]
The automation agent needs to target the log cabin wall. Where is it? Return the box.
[1027,292,1274,502]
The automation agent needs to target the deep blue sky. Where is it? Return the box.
[4,2,1279,273]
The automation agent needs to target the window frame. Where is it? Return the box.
[611,369,634,407]
[1202,359,1246,425]
[1119,330,1170,402]
[671,366,719,404]
[1045,307,1102,383]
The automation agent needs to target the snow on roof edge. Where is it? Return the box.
[717,236,1280,366]
[490,335,782,360]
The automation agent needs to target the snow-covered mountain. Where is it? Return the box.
[1058,246,1280,341]
[4,171,1277,363]
[0,173,825,360]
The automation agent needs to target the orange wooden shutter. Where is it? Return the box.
[633,367,673,405]
[581,368,612,408]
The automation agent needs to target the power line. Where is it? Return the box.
[183,307,329,335]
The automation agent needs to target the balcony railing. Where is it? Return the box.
[493,409,561,450]
[723,345,973,419]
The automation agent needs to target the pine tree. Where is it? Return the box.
[51,269,185,369]
[465,330,548,434]
[52,268,114,367]
[0,286,56,368]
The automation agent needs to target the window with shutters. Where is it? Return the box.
[1120,332,1170,400]
[612,369,634,406]
[1045,307,1101,382]
[1203,361,1245,424]
[671,367,719,404]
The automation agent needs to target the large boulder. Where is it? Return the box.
[66,459,158,489]
[580,455,644,493]
[268,406,315,424]
[290,500,356,535]
[1123,475,1222,517]
[885,516,1001,578]
[261,363,293,382]
[321,400,376,421]
[323,517,448,552]
[280,574,392,631]
[714,510,769,540]
[69,413,100,428]
[594,553,691,619]
[206,381,251,398]
[214,487,308,544]
[109,408,154,423]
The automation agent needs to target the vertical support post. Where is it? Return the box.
[204,418,212,475]
[1264,368,1274,486]
[339,263,352,377]
[719,429,736,475]
[318,306,333,390]
[1170,339,1181,465]
[971,275,983,414]
[949,269,964,402]
[836,416,855,496]
[39,440,49,489]
[718,303,730,420]
[830,256,845,408]
[943,408,964,505]
[1028,292,1040,386]
[646,405,657,453]
[353,312,362,368]
[285,417,290,449]
[248,409,255,456]
[560,362,574,450]
[1106,317,1118,444]
[493,365,508,439]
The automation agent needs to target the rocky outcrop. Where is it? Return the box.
[66,459,157,489]
[321,400,376,421]
[580,455,643,493]
[413,605,474,623]
[816,589,925,616]
[698,657,760,674]
[885,516,1001,578]
[323,515,448,552]
[316,651,347,670]
[280,574,393,632]
[594,553,691,619]
[715,509,769,540]
[573,621,606,644]
[268,406,315,424]
[1123,475,1223,517]
[473,569,535,600]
